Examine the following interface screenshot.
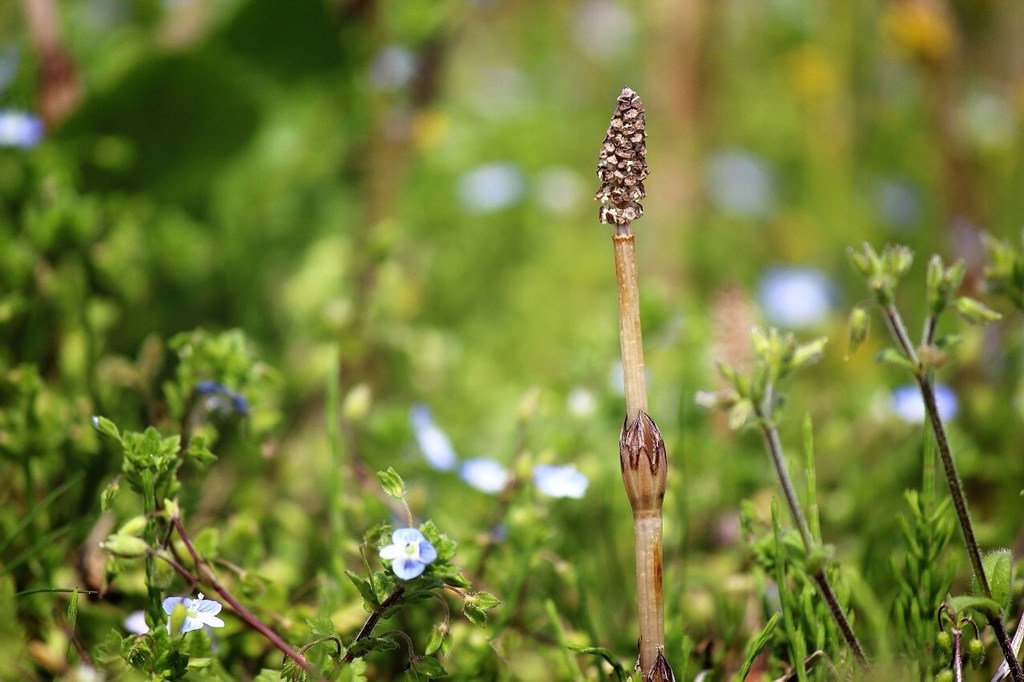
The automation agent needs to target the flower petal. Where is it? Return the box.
[417,541,438,564]
[193,599,222,616]
[392,558,426,580]
[379,543,402,560]
[162,597,187,614]
[392,528,426,545]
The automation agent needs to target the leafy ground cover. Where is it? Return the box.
[2,0,1024,679]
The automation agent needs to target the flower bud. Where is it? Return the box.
[954,297,1002,325]
[967,637,984,668]
[847,306,870,355]
[118,516,148,537]
[100,534,149,559]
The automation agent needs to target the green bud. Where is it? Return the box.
[727,399,754,431]
[118,516,148,537]
[91,415,121,441]
[936,630,953,656]
[750,326,770,357]
[934,669,953,682]
[847,306,870,355]
[954,297,1002,325]
[846,244,876,277]
[376,467,405,499]
[886,244,914,279]
[100,534,149,559]
[694,388,740,411]
[967,637,984,668]
[791,337,828,370]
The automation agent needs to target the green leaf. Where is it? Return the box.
[981,549,1013,612]
[345,570,380,609]
[463,604,488,628]
[306,616,339,638]
[566,645,630,680]
[946,595,1004,620]
[424,622,451,656]
[469,591,501,611]
[735,611,781,682]
[377,467,406,498]
[408,655,447,679]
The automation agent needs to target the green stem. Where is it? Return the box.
[141,469,162,627]
[882,304,1024,682]
[756,404,868,667]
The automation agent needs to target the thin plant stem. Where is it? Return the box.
[881,303,1024,682]
[167,516,324,680]
[342,585,406,663]
[755,403,868,667]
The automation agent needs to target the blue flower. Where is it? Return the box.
[533,464,588,499]
[123,610,149,635]
[891,383,958,423]
[0,110,44,148]
[379,528,438,580]
[162,592,225,635]
[757,266,834,329]
[194,380,249,415]
[705,149,775,218]
[457,163,525,213]
[459,457,509,493]
[409,404,457,471]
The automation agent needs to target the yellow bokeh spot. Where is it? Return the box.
[413,109,450,149]
[785,45,839,101]
[883,2,954,64]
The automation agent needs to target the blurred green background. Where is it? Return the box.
[2,0,1024,678]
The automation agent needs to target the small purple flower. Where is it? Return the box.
[891,383,958,423]
[409,404,457,471]
[757,266,835,329]
[162,592,225,634]
[460,457,509,493]
[0,110,44,148]
[533,464,588,499]
[379,528,438,580]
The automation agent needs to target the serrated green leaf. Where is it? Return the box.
[306,616,339,637]
[345,570,380,609]
[409,655,447,679]
[470,591,501,611]
[463,604,488,628]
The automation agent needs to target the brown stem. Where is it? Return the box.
[169,517,324,680]
[614,227,650,422]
